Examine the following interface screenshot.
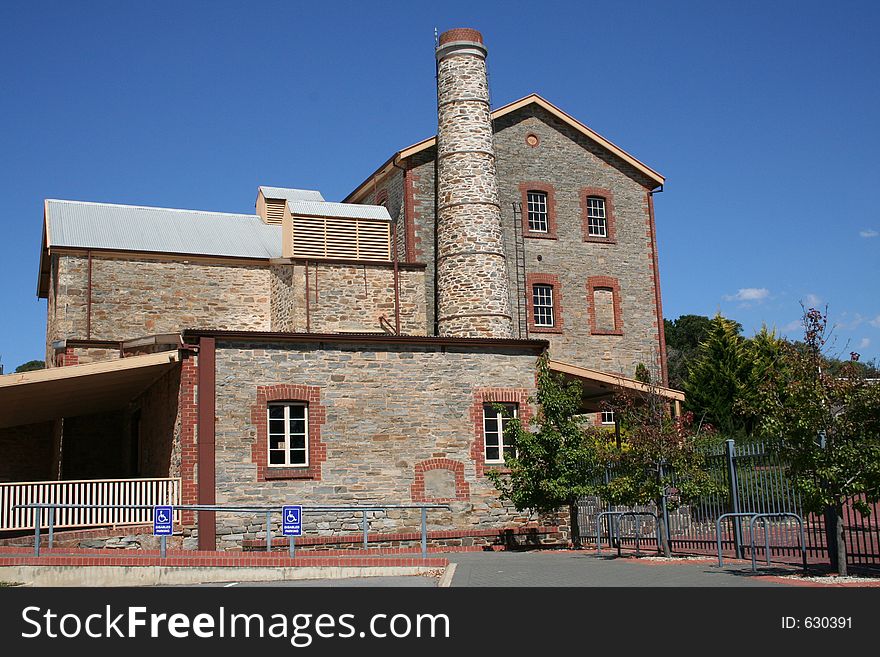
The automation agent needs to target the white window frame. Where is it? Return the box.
[532,284,555,327]
[483,403,518,464]
[586,196,608,237]
[267,402,309,467]
[601,410,615,425]
[526,191,549,233]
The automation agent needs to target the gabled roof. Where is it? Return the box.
[42,199,281,258]
[258,186,325,202]
[286,199,391,221]
[345,93,664,202]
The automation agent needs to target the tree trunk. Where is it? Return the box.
[656,497,671,557]
[823,506,840,573]
[569,501,582,548]
[835,505,847,577]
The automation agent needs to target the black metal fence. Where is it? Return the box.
[579,439,880,568]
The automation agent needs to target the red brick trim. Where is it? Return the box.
[647,191,669,385]
[587,276,624,335]
[411,458,470,502]
[404,168,421,262]
[470,387,533,477]
[526,273,564,334]
[178,355,198,527]
[57,347,79,367]
[374,188,388,207]
[519,182,557,240]
[580,187,617,244]
[251,385,326,481]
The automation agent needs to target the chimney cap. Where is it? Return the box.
[438,28,484,46]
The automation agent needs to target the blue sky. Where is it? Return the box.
[1,0,878,371]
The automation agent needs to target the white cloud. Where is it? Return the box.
[836,313,865,331]
[870,315,880,328]
[781,319,802,333]
[858,337,871,349]
[860,229,878,238]
[724,288,770,302]
[802,293,822,307]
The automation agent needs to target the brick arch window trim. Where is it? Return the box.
[580,187,616,243]
[470,387,533,477]
[525,273,564,334]
[587,276,624,336]
[251,384,327,481]
[518,182,558,239]
[411,458,470,502]
[374,188,389,207]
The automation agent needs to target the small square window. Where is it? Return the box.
[483,403,518,464]
[601,410,615,425]
[532,284,555,327]
[267,402,309,467]
[526,191,549,233]
[587,197,607,237]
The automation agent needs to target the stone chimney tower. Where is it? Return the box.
[435,28,514,338]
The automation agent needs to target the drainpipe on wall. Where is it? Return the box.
[393,220,401,334]
[304,260,311,333]
[86,250,92,339]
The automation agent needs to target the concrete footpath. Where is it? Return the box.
[204,551,794,587]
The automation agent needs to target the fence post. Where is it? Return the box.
[725,439,743,559]
[659,461,671,554]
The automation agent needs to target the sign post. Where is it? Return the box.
[282,505,303,558]
[153,505,173,558]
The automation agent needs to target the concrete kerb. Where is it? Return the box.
[1,564,444,587]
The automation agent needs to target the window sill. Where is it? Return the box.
[264,468,314,480]
[591,330,623,336]
[583,236,616,245]
[529,326,563,334]
[483,464,512,475]
[524,232,558,240]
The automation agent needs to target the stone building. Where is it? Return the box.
[0,28,683,550]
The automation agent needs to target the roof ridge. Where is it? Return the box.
[45,199,260,219]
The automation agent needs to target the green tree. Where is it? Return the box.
[597,387,721,556]
[14,360,45,373]
[738,325,787,435]
[750,308,880,576]
[684,314,750,436]
[487,356,602,547]
[664,314,716,390]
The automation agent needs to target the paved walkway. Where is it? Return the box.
[196,551,796,587]
[444,551,790,587]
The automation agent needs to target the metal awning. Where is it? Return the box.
[548,359,685,413]
[0,351,180,429]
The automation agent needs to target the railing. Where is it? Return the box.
[0,478,181,531]
[16,503,451,559]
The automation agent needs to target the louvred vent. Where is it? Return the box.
[291,216,390,261]
[264,199,286,224]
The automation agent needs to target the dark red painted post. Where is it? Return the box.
[197,336,216,551]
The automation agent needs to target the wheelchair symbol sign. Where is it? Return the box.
[153,506,173,536]
[282,505,302,536]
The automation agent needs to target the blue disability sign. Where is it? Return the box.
[153,506,173,536]
[282,505,303,537]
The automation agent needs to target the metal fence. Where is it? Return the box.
[579,439,880,568]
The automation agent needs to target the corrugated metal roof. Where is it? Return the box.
[45,200,282,259]
[258,186,325,202]
[288,200,391,221]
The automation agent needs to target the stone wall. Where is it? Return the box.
[270,262,426,335]
[46,255,272,363]
[0,422,54,482]
[129,363,182,479]
[210,339,545,549]
[493,106,663,376]
[396,103,663,377]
